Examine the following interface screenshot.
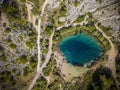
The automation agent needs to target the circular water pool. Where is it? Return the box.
[59,32,103,66]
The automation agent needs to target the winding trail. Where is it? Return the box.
[28,30,54,90]
[26,2,42,90]
[40,0,50,16]
[26,0,119,89]
[26,0,54,89]
[95,24,119,89]
[56,14,89,31]
[41,31,54,70]
[40,31,54,84]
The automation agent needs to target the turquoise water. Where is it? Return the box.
[59,32,103,66]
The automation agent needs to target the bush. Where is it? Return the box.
[9,43,16,49]
[33,76,47,90]
[30,56,37,69]
[23,67,31,76]
[26,40,35,49]
[0,53,7,61]
[59,3,67,17]
[2,1,20,19]
[74,1,79,7]
[0,46,4,52]
[29,0,40,14]
[5,27,11,33]
[17,54,27,64]
[75,15,85,23]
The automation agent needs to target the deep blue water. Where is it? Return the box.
[59,32,103,66]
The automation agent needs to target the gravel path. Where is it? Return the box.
[26,0,53,89]
[95,24,119,89]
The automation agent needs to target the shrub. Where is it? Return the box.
[0,54,7,61]
[2,1,20,19]
[33,76,47,90]
[75,15,85,23]
[0,46,4,52]
[59,3,67,17]
[74,1,79,7]
[17,55,27,64]
[5,27,11,33]
[26,40,35,49]
[9,43,16,49]
[23,67,30,76]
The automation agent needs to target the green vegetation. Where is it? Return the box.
[6,38,12,44]
[0,54,7,61]
[9,43,16,49]
[29,0,40,14]
[41,38,49,55]
[75,15,85,23]
[26,40,35,49]
[30,55,37,69]
[98,23,111,35]
[85,22,96,32]
[26,29,37,49]
[59,3,67,17]
[17,55,27,64]
[86,12,98,23]
[45,25,53,37]
[69,66,117,90]
[2,0,28,30]
[0,71,16,90]
[43,55,54,76]
[0,70,28,90]
[91,67,116,90]
[5,27,11,33]
[2,5,19,18]
[116,47,120,84]
[33,76,47,90]
[2,1,20,21]
[0,46,4,52]
[96,0,102,4]
[53,23,96,46]
[23,66,31,76]
[0,46,7,61]
[53,20,111,51]
[10,18,28,30]
[48,66,63,90]
[74,1,79,7]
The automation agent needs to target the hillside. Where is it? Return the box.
[0,0,120,90]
